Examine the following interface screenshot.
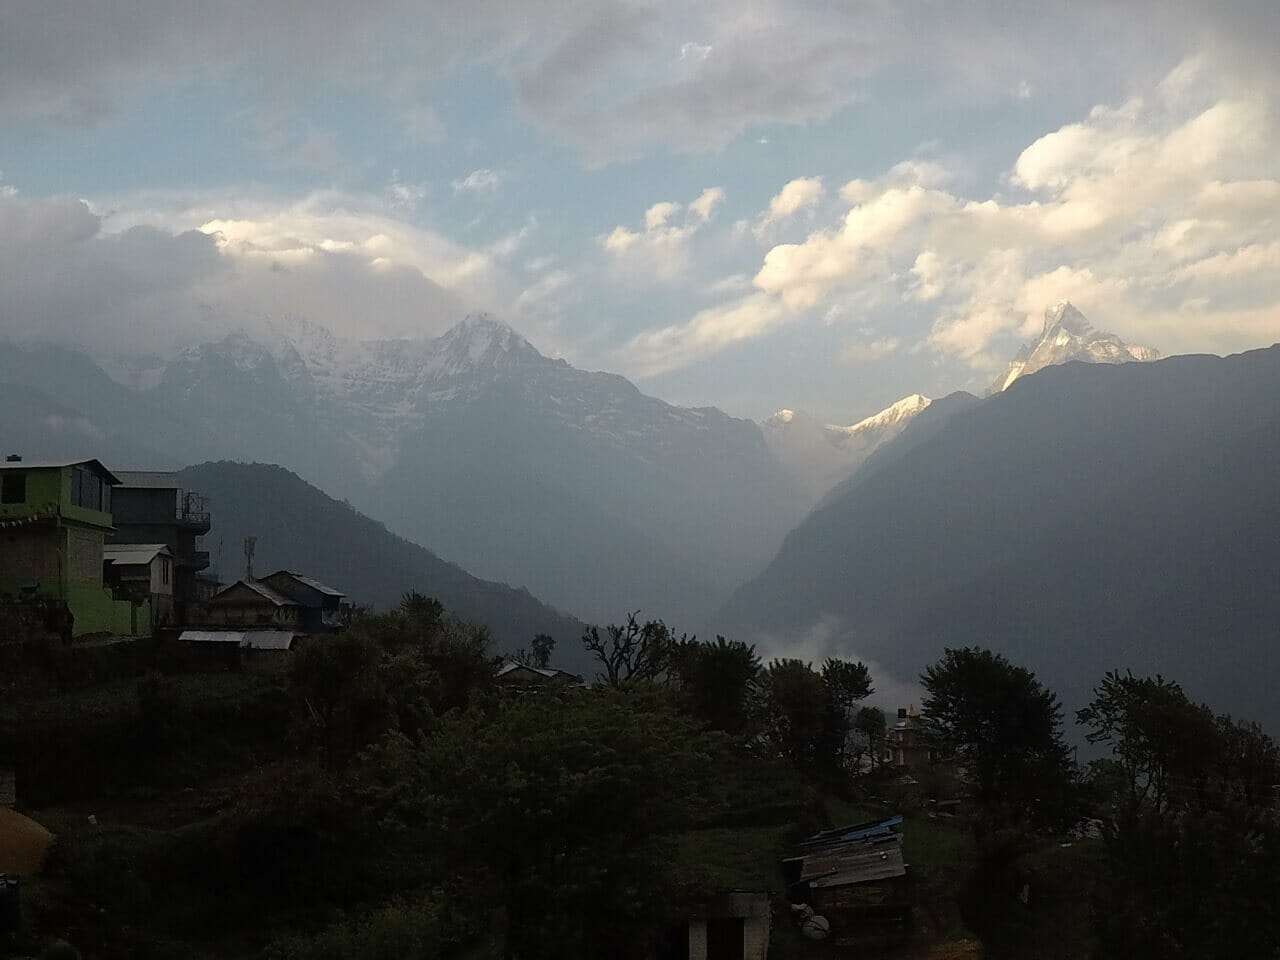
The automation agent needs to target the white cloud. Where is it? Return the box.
[600,186,725,282]
[619,58,1280,376]
[0,189,515,356]
[755,177,823,238]
[841,336,901,365]
[679,41,712,62]
[451,168,504,196]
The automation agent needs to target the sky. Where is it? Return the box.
[1,0,1278,423]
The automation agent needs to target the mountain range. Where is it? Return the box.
[719,340,1280,730]
[3,314,919,626]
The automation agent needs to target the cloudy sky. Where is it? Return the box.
[2,0,1278,422]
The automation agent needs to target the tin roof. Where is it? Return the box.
[263,571,345,598]
[212,579,298,606]
[113,471,180,489]
[104,543,172,566]
[179,630,297,650]
[0,458,120,484]
[496,661,584,682]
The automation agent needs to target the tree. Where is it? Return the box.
[1076,671,1221,816]
[669,635,761,736]
[921,647,1072,829]
[513,633,555,669]
[1077,672,1280,959]
[759,656,873,779]
[581,612,683,686]
[852,706,887,770]
[291,633,385,771]
[354,689,718,959]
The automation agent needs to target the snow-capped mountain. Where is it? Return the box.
[989,301,1159,394]
[29,314,799,626]
[760,394,932,502]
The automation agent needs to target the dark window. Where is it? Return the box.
[71,467,83,507]
[1,473,25,504]
[161,559,169,585]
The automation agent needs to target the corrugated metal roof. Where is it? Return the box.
[808,845,906,888]
[495,661,583,682]
[263,571,345,597]
[212,579,299,606]
[179,630,296,650]
[180,630,246,644]
[113,471,179,489]
[103,543,172,566]
[242,631,296,651]
[0,458,120,484]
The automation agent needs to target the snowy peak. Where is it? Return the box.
[761,394,933,502]
[430,313,543,375]
[989,301,1159,394]
[836,393,931,437]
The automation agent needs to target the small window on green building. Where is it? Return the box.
[1,473,25,504]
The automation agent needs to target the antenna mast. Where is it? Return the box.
[243,536,257,581]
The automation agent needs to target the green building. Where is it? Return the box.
[0,456,148,637]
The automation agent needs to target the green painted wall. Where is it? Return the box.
[0,465,113,530]
[0,466,64,521]
[66,582,150,637]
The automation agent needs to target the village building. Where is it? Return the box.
[258,570,346,631]
[203,579,303,630]
[495,661,585,687]
[883,706,937,770]
[108,471,211,624]
[664,890,772,960]
[0,456,145,636]
[103,543,175,633]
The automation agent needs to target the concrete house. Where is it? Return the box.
[883,706,937,770]
[108,471,211,624]
[0,456,144,636]
[103,543,175,632]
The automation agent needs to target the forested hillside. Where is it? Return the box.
[180,461,588,669]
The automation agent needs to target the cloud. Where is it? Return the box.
[451,168,504,196]
[753,614,922,712]
[619,58,1280,378]
[755,177,823,238]
[841,337,901,365]
[0,190,513,356]
[3,1,1277,163]
[600,187,725,282]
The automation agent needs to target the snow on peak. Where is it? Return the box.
[989,302,1160,394]
[761,393,933,502]
[841,393,932,435]
[431,313,542,373]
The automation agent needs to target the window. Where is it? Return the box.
[161,558,170,585]
[71,466,106,511]
[1,472,25,504]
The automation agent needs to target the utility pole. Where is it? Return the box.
[243,536,257,581]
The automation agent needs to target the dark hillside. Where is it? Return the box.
[180,461,589,669]
[719,345,1280,728]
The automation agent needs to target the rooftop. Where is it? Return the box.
[263,570,345,598]
[104,543,172,566]
[213,579,299,607]
[114,471,180,489]
[0,457,120,484]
